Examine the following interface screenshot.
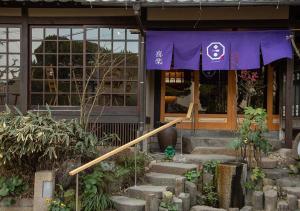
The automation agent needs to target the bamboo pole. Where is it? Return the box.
[69,103,193,176]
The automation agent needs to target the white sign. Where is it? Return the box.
[155,50,163,65]
[207,42,225,61]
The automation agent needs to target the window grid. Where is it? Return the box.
[30,26,139,107]
[0,26,21,106]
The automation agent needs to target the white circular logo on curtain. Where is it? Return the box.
[207,42,225,61]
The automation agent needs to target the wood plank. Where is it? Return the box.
[267,65,274,130]
[285,59,294,148]
[227,70,237,130]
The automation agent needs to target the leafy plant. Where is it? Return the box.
[0,106,118,172]
[184,170,202,183]
[244,167,265,191]
[164,146,176,160]
[0,176,28,207]
[201,182,218,207]
[203,160,220,175]
[47,198,71,211]
[229,107,271,168]
[160,191,177,211]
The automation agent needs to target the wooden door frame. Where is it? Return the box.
[160,67,278,131]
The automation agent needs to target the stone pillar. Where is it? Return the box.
[287,194,297,210]
[252,191,264,210]
[33,171,55,211]
[264,189,277,211]
[184,181,197,206]
[145,193,160,211]
[178,193,190,211]
[175,177,185,197]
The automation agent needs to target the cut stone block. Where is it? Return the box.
[111,196,146,211]
[146,172,185,187]
[33,171,55,211]
[145,193,159,211]
[150,162,198,175]
[240,206,253,211]
[287,194,297,210]
[173,154,235,164]
[175,177,185,196]
[127,185,168,200]
[184,181,197,206]
[192,146,236,156]
[228,208,239,211]
[263,168,289,180]
[282,187,300,198]
[277,176,300,188]
[190,205,226,211]
[264,189,277,211]
[261,157,278,169]
[178,193,190,211]
[277,200,289,211]
[173,197,183,211]
[252,191,264,211]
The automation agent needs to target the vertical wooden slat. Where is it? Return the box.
[20,8,29,112]
[227,70,237,130]
[285,59,294,148]
[267,65,274,130]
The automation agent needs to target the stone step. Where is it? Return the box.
[145,172,185,187]
[263,168,290,180]
[191,146,237,156]
[173,154,236,164]
[150,162,199,175]
[261,157,278,169]
[277,177,300,188]
[111,196,145,211]
[282,187,300,198]
[126,185,168,200]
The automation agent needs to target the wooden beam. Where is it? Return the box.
[20,8,28,113]
[285,59,294,148]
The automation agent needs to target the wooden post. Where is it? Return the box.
[285,59,294,148]
[20,8,29,113]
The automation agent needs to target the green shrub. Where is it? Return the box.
[203,160,220,175]
[164,146,176,160]
[0,106,117,171]
[244,167,265,191]
[201,182,218,207]
[0,176,28,207]
[228,107,271,168]
[184,170,202,183]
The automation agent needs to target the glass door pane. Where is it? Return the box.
[237,68,267,114]
[164,70,193,113]
[199,70,228,114]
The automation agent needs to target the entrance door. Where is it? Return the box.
[160,66,279,130]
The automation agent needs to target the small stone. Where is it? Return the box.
[175,177,185,196]
[263,178,275,186]
[263,185,274,192]
[277,200,289,211]
[240,206,253,211]
[264,189,277,211]
[178,192,190,211]
[173,197,182,211]
[159,207,168,211]
[184,181,197,206]
[190,205,226,211]
[252,191,264,210]
[228,208,239,211]
[287,194,297,210]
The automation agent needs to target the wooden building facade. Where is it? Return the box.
[0,0,299,147]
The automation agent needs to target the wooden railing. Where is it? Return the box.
[69,102,193,176]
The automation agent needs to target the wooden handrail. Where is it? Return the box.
[69,103,193,176]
